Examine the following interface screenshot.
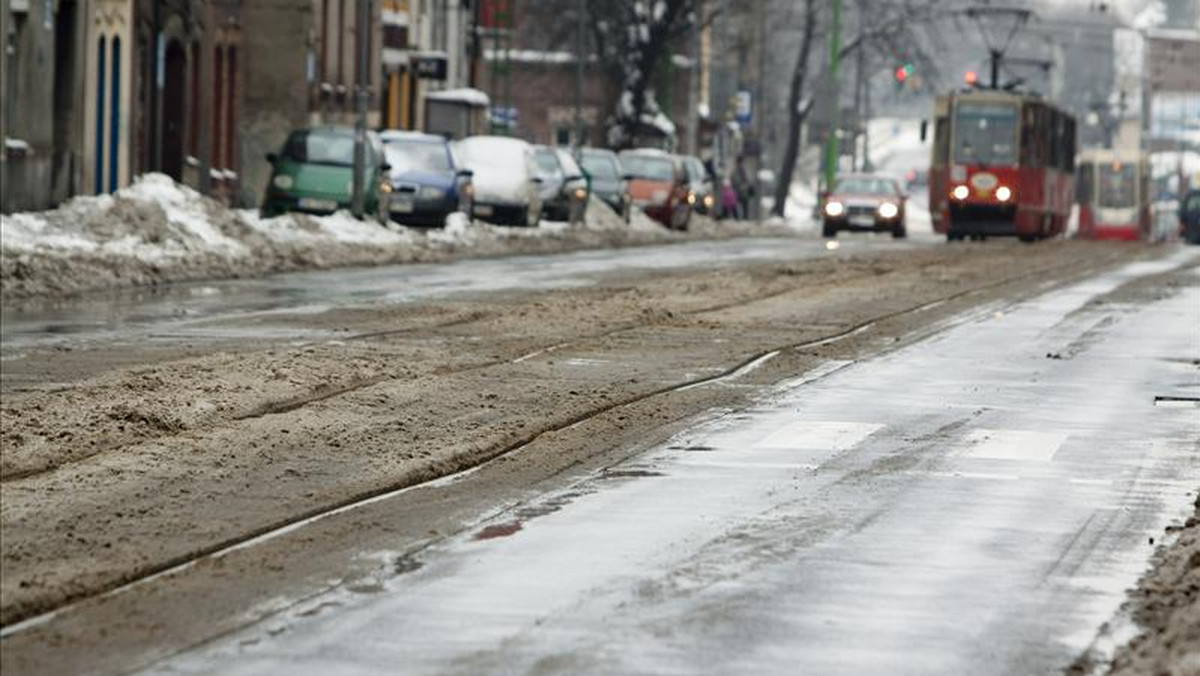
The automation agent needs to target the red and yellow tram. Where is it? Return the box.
[929,90,1076,242]
[1074,149,1151,241]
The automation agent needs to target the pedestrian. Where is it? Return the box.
[732,157,754,221]
[721,177,739,219]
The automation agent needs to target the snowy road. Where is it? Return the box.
[1,234,931,355]
[145,250,1199,676]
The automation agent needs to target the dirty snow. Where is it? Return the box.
[1,174,792,300]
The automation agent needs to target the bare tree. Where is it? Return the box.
[770,0,940,218]
[585,0,700,147]
[771,0,819,217]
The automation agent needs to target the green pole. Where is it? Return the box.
[823,0,842,191]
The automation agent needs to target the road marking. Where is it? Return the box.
[957,429,1068,462]
[755,421,883,452]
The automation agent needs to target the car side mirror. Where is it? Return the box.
[266,152,279,164]
[622,174,636,182]
[531,176,544,184]
[564,174,584,183]
[380,162,392,172]
[456,169,474,178]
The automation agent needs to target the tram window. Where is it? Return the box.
[1063,117,1077,171]
[1049,111,1061,169]
[954,103,1017,166]
[1099,163,1136,208]
[1077,163,1094,204]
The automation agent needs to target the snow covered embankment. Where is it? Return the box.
[0,174,785,300]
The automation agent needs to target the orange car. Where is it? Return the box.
[618,149,692,230]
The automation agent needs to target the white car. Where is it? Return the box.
[455,136,544,226]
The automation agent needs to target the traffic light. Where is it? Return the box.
[964,70,978,86]
[894,62,914,90]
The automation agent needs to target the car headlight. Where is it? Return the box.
[878,202,899,219]
[824,201,845,217]
[574,187,587,200]
[703,194,715,208]
[952,185,970,200]
[379,181,393,194]
[420,186,446,200]
[687,191,697,205]
[995,186,1012,202]
[272,174,294,190]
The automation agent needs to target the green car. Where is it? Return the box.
[261,126,389,221]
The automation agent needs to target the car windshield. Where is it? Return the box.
[685,158,706,182]
[835,178,896,195]
[282,130,356,166]
[384,140,451,173]
[1098,163,1136,208]
[581,153,619,180]
[620,155,674,181]
[533,149,562,176]
[954,103,1017,166]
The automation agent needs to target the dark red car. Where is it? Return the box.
[821,173,908,239]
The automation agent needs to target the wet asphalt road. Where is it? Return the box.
[0,235,927,354]
[146,251,1199,675]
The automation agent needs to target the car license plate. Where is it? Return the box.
[473,204,494,217]
[298,197,338,212]
[850,215,874,227]
[389,198,414,214]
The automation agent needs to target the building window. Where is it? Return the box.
[225,45,237,175]
[110,36,121,193]
[95,36,107,194]
[213,46,225,170]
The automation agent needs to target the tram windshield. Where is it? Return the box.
[954,103,1017,166]
[1098,163,1136,208]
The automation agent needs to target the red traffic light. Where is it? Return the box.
[895,66,908,82]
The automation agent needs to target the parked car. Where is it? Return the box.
[532,145,588,222]
[1180,189,1200,244]
[261,126,389,221]
[455,136,544,226]
[618,149,691,230]
[821,173,907,239]
[379,131,473,226]
[679,154,718,216]
[580,148,631,222]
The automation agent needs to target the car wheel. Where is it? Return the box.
[946,232,963,242]
[891,223,907,239]
[822,221,838,238]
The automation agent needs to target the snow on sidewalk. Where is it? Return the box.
[1,175,791,300]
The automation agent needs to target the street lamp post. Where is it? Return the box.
[352,0,372,219]
[823,0,842,191]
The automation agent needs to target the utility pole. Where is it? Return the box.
[823,0,841,191]
[684,1,701,156]
[574,0,585,149]
[352,0,371,219]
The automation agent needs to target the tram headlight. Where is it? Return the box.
[824,200,845,217]
[878,202,899,219]
[995,186,1012,202]
[952,185,970,201]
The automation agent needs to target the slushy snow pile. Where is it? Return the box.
[1,174,789,299]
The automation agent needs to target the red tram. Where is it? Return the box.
[1074,149,1151,241]
[929,90,1076,242]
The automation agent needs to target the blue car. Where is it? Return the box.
[379,131,473,226]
